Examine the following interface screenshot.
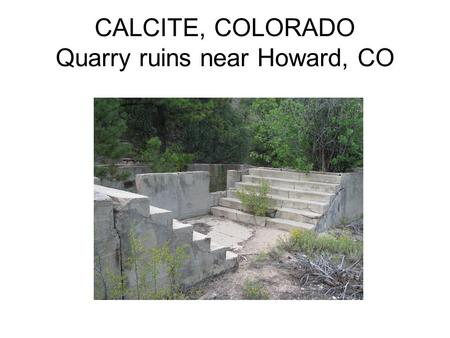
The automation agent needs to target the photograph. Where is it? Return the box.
[94,98,363,300]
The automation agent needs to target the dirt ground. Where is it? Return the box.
[185,216,363,300]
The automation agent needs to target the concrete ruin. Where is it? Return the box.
[94,182,237,300]
[187,163,250,191]
[212,167,363,232]
[94,166,362,299]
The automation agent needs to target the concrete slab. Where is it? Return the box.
[185,215,253,250]
[185,215,289,254]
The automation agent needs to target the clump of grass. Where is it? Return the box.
[255,252,269,263]
[235,181,271,216]
[285,229,363,258]
[243,279,270,300]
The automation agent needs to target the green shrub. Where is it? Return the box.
[248,98,362,172]
[235,181,271,216]
[287,228,362,258]
[94,224,190,300]
[243,279,269,300]
[140,136,194,172]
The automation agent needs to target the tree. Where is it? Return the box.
[94,98,131,163]
[248,98,362,172]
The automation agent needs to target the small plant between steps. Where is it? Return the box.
[235,181,272,217]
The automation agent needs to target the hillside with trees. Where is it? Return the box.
[94,98,363,175]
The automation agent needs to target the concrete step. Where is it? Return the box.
[226,190,328,214]
[149,206,174,228]
[219,196,243,210]
[224,251,238,269]
[235,182,333,203]
[211,206,266,226]
[266,218,316,231]
[210,241,228,262]
[94,184,150,217]
[192,231,211,252]
[242,175,339,193]
[249,167,342,184]
[172,219,194,246]
[276,207,321,225]
[212,248,238,274]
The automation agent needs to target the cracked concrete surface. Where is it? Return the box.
[185,215,288,253]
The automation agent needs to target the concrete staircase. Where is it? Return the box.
[94,185,237,298]
[211,167,342,232]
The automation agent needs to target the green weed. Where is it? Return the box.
[235,181,271,216]
[285,228,362,258]
[243,279,269,300]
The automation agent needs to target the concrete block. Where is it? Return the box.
[149,206,173,227]
[211,206,238,221]
[224,251,238,270]
[227,170,242,190]
[266,218,315,231]
[136,172,179,216]
[192,231,211,252]
[94,191,114,241]
[236,212,266,226]
[172,220,193,247]
[178,171,210,218]
[136,171,210,219]
[276,208,320,225]
[249,167,342,184]
[209,190,227,207]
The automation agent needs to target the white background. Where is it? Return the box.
[1,0,449,337]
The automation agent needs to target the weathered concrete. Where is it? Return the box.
[341,169,363,222]
[94,191,121,299]
[187,163,250,192]
[209,190,227,207]
[317,169,363,231]
[135,171,211,219]
[215,167,363,233]
[186,215,254,250]
[94,184,237,299]
[185,215,288,255]
[227,168,249,190]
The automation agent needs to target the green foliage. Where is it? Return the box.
[125,225,190,299]
[235,181,271,216]
[94,255,125,300]
[299,98,363,172]
[242,279,270,300]
[249,99,307,168]
[286,229,363,259]
[160,244,190,297]
[94,98,132,163]
[248,98,363,172]
[94,224,190,300]
[140,136,194,172]
[94,98,363,174]
[94,164,131,182]
[122,98,250,163]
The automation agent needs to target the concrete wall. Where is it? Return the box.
[94,191,121,299]
[317,169,363,231]
[135,171,211,219]
[94,184,234,299]
[187,163,250,192]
